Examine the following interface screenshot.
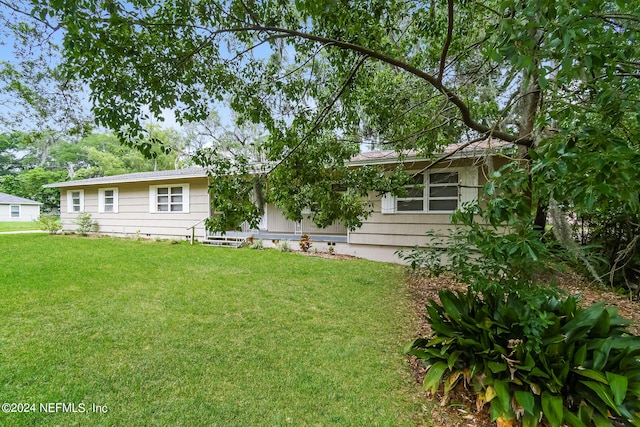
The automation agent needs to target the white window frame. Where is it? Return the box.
[67,189,85,213]
[149,184,190,213]
[10,205,20,218]
[381,167,477,214]
[426,171,460,212]
[98,187,119,213]
[396,173,426,212]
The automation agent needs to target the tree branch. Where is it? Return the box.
[0,1,60,31]
[438,0,454,83]
[273,43,334,82]
[268,54,369,174]
[246,24,524,145]
[594,13,640,23]
[131,22,524,145]
[238,0,260,25]
[414,135,491,176]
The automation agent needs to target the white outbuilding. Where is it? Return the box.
[0,192,42,221]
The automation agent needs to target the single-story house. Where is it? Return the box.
[0,192,42,221]
[43,142,505,263]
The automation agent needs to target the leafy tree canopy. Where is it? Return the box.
[0,129,188,211]
[1,0,639,232]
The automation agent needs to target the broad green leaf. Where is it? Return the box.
[541,391,564,427]
[487,360,507,373]
[514,390,535,415]
[490,399,515,423]
[562,408,587,427]
[522,412,539,427]
[573,368,607,383]
[447,350,463,369]
[493,379,511,412]
[563,303,606,342]
[423,361,448,394]
[592,413,614,427]
[574,344,587,367]
[593,341,612,371]
[531,367,551,379]
[581,381,620,416]
[489,399,503,422]
[577,405,594,426]
[605,372,628,406]
[591,309,611,338]
[438,291,463,323]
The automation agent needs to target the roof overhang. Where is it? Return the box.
[348,140,513,167]
[43,168,209,188]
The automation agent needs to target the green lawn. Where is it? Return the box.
[0,234,422,426]
[0,221,40,232]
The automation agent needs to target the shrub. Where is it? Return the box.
[577,209,640,297]
[73,212,99,235]
[249,239,263,250]
[299,234,312,252]
[407,288,640,427]
[35,213,62,234]
[277,240,291,252]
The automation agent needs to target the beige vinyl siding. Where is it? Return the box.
[60,177,209,239]
[266,204,348,235]
[349,165,485,247]
[0,204,41,221]
[348,199,457,246]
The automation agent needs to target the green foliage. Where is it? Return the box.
[407,288,640,426]
[0,129,186,214]
[299,234,312,253]
[194,147,268,233]
[533,130,640,293]
[249,238,264,250]
[35,213,61,234]
[0,167,67,212]
[0,133,23,175]
[399,159,551,292]
[73,212,98,235]
[276,240,291,252]
[579,211,640,296]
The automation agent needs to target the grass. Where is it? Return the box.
[0,234,422,426]
[0,221,40,232]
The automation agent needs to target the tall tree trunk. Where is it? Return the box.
[518,68,546,232]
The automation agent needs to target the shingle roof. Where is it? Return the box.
[0,192,42,205]
[43,167,209,188]
[349,139,512,165]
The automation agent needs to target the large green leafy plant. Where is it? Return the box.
[407,289,640,426]
[402,160,640,426]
